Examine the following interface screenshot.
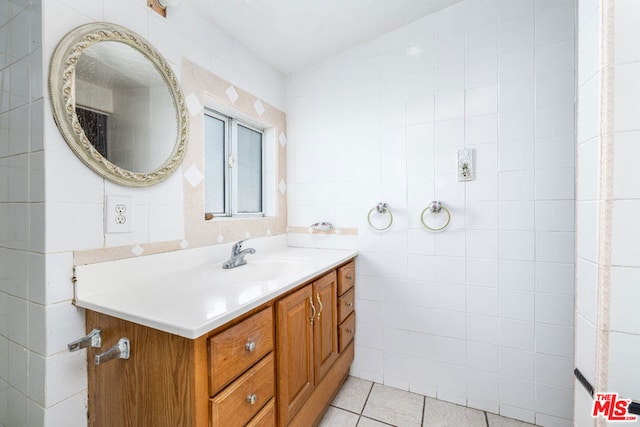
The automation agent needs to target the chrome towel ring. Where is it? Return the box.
[420,201,451,231]
[368,202,393,231]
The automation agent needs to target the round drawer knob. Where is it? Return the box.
[245,341,256,352]
[346,275,353,280]
[346,302,353,307]
[347,328,354,334]
[247,394,257,405]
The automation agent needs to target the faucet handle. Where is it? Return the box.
[232,238,249,254]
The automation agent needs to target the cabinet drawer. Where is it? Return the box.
[337,261,355,295]
[338,312,355,353]
[337,287,355,324]
[246,398,275,427]
[210,353,275,427]
[209,307,273,394]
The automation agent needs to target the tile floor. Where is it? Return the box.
[319,377,538,427]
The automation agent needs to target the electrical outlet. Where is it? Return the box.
[105,196,133,233]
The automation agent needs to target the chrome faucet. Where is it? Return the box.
[222,239,256,269]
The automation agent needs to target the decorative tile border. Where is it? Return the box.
[286,226,358,236]
[74,60,288,265]
[75,240,184,265]
[181,59,288,248]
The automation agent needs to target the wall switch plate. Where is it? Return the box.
[105,196,133,233]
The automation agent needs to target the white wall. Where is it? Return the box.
[0,0,286,425]
[42,0,286,255]
[575,0,640,424]
[608,0,640,404]
[286,0,576,425]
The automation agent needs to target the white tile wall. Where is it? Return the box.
[582,0,640,408]
[0,2,45,424]
[574,380,595,427]
[608,332,640,400]
[0,0,288,425]
[285,1,575,424]
[588,1,640,412]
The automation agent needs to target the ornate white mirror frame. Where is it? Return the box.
[48,22,189,187]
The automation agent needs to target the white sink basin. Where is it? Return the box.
[74,236,357,338]
[216,258,310,283]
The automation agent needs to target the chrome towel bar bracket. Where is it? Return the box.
[95,337,130,365]
[68,328,102,352]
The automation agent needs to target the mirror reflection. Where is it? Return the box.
[74,41,178,174]
[49,22,188,186]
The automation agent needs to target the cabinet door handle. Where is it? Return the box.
[309,297,316,325]
[346,274,353,280]
[245,341,256,353]
[346,301,353,307]
[247,394,257,405]
[316,293,323,320]
[346,329,354,334]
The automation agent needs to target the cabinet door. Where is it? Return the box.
[276,285,314,425]
[312,271,339,384]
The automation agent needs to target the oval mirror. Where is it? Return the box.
[49,22,188,186]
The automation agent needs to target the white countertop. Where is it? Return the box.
[74,236,357,339]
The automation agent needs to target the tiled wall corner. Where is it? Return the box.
[575,0,640,417]
[0,0,50,425]
[607,0,640,405]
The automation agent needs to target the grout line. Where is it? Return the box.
[330,405,364,418]
[421,395,426,426]
[360,381,375,415]
[359,415,396,426]
[484,410,489,427]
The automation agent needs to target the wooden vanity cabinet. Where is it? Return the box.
[336,261,356,352]
[275,271,339,425]
[208,308,275,426]
[85,310,210,427]
[85,258,355,427]
[312,271,339,385]
[275,285,315,424]
[208,307,273,395]
[276,262,357,427]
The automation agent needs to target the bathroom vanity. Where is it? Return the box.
[73,240,356,427]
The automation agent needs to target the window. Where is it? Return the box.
[204,109,264,217]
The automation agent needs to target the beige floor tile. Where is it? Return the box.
[332,376,374,413]
[423,397,486,426]
[319,406,360,427]
[357,416,394,426]
[362,383,424,427]
[487,412,537,427]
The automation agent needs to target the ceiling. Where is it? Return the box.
[191,0,462,74]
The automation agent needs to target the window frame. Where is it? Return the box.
[204,108,266,218]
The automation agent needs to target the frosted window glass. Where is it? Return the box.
[237,124,262,213]
[204,115,225,214]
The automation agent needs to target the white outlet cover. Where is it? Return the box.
[105,195,133,233]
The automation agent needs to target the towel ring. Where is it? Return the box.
[368,202,393,231]
[420,201,451,231]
